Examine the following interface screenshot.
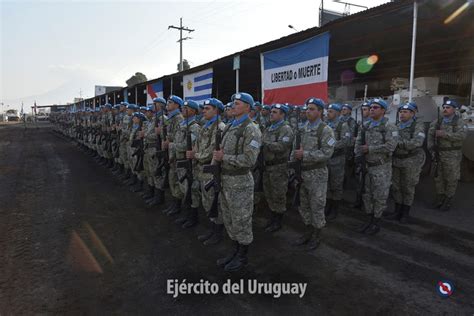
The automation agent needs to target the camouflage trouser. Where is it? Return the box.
[327,155,346,201]
[363,162,392,218]
[220,173,254,245]
[435,151,462,198]
[169,163,184,200]
[120,140,129,169]
[299,167,328,229]
[144,146,158,186]
[392,154,424,206]
[176,165,200,208]
[263,164,288,214]
[198,167,223,224]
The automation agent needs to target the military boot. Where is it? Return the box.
[265,212,283,233]
[224,243,249,272]
[365,217,381,235]
[324,199,333,217]
[141,184,154,200]
[131,180,144,193]
[198,224,215,242]
[440,197,452,212]
[203,224,224,246]
[432,194,446,209]
[175,207,189,225]
[399,205,411,223]
[307,228,322,250]
[165,199,181,216]
[119,168,131,181]
[126,174,138,186]
[293,225,314,246]
[111,162,119,172]
[327,200,339,221]
[385,203,402,220]
[148,189,165,207]
[182,208,199,228]
[357,214,374,233]
[217,241,239,267]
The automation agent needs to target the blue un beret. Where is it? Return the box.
[254,101,262,108]
[342,104,352,111]
[153,97,167,105]
[271,103,289,114]
[370,98,388,109]
[113,105,120,110]
[203,98,224,112]
[399,102,417,112]
[262,105,271,111]
[305,97,325,109]
[232,92,255,109]
[168,95,184,107]
[183,99,200,111]
[127,104,139,110]
[104,103,112,109]
[361,101,370,108]
[139,106,148,111]
[328,103,342,112]
[443,99,458,108]
[120,101,129,107]
[145,106,154,112]
[132,112,147,121]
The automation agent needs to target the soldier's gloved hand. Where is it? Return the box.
[162,140,169,149]
[139,131,145,138]
[361,144,369,153]
[435,130,446,138]
[155,127,161,135]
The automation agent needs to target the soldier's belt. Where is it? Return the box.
[332,148,346,157]
[301,162,326,171]
[438,146,462,151]
[366,156,390,167]
[221,168,250,176]
[264,157,288,167]
[393,151,419,159]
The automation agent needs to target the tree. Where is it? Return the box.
[177,59,191,71]
[126,72,148,87]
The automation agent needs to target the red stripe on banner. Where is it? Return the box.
[147,85,157,99]
[263,82,328,105]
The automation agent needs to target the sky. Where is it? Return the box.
[0,0,390,112]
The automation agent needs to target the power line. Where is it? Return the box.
[168,18,195,72]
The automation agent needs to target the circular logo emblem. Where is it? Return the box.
[437,280,454,297]
[186,80,193,91]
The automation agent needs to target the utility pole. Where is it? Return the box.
[168,17,194,72]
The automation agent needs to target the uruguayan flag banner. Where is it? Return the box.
[183,68,213,102]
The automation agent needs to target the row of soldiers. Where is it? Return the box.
[51,94,467,272]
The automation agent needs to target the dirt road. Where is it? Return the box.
[1,123,473,314]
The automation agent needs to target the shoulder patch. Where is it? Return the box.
[392,131,399,137]
[417,132,426,138]
[282,136,290,142]
[327,138,336,146]
[345,132,351,138]
[250,139,260,149]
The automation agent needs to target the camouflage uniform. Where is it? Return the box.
[166,109,184,200]
[354,117,398,218]
[428,114,467,198]
[392,119,426,206]
[173,117,201,208]
[327,119,351,201]
[291,119,335,228]
[195,116,226,223]
[143,114,159,188]
[262,120,294,214]
[220,115,262,245]
[120,113,132,170]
